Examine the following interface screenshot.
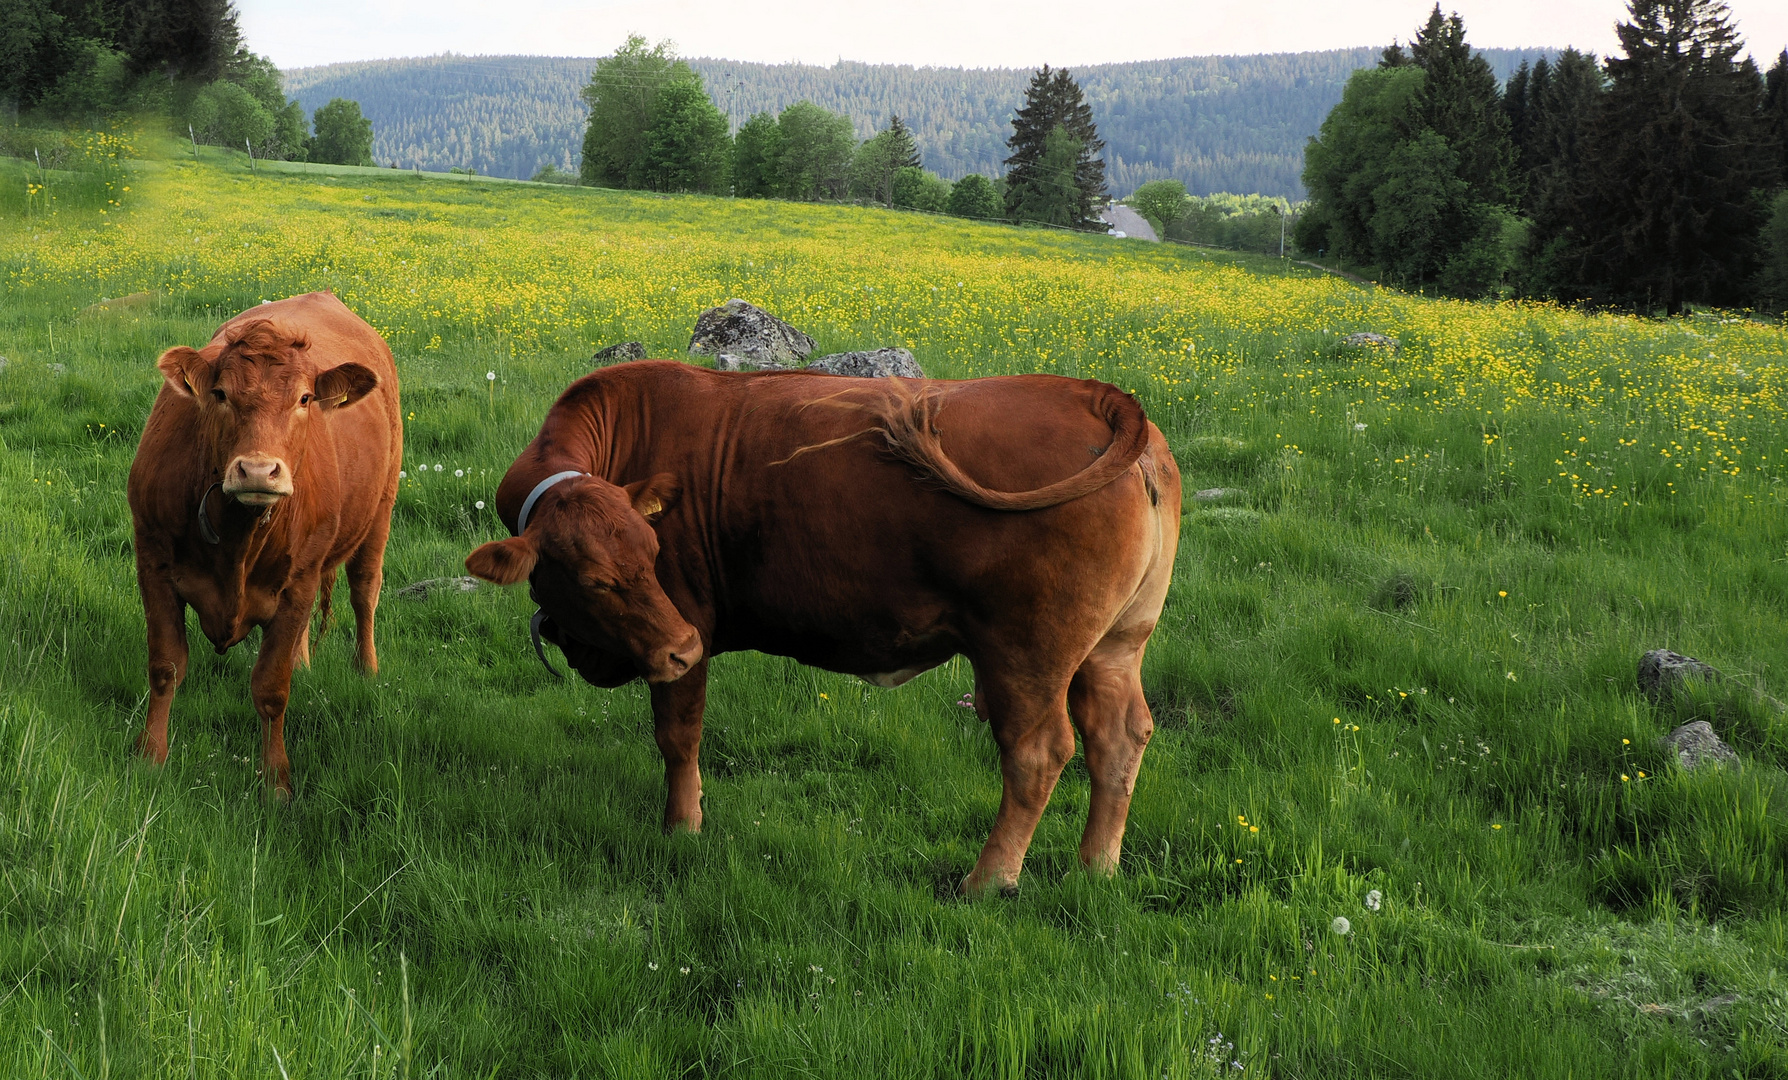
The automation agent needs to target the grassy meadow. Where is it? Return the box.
[2,141,1788,1078]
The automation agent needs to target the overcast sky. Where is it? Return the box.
[243,0,1788,71]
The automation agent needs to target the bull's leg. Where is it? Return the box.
[251,595,313,800]
[649,660,709,833]
[344,532,387,674]
[1067,637,1156,876]
[962,671,1077,896]
[136,570,189,765]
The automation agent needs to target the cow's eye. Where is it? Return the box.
[299,393,312,406]
[210,388,226,403]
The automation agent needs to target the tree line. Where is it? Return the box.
[280,49,1553,194]
[1295,1,1788,314]
[574,37,1109,228]
[3,0,379,166]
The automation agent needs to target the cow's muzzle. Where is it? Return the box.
[223,454,294,506]
[647,630,704,683]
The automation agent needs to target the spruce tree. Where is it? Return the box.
[1763,50,1788,184]
[1519,49,1605,293]
[1503,60,1533,171]
[1561,0,1774,311]
[1003,66,1106,228]
[1407,5,1514,209]
[885,115,921,170]
[850,115,925,205]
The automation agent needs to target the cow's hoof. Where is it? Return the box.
[132,740,169,766]
[959,874,1020,899]
[263,784,293,806]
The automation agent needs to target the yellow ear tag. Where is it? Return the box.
[640,498,662,516]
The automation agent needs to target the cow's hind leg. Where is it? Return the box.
[962,669,1077,896]
[344,529,387,674]
[1067,631,1156,876]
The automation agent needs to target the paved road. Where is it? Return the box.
[1097,205,1158,242]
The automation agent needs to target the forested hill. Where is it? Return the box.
[283,48,1553,197]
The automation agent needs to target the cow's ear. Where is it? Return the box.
[624,473,680,519]
[313,362,379,409]
[156,347,211,398]
[466,536,538,585]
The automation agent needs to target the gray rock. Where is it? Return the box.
[1637,648,1722,704]
[688,299,814,367]
[806,347,924,378]
[593,341,647,364]
[47,362,66,375]
[394,576,481,601]
[1341,332,1399,349]
[0,356,7,372]
[713,350,785,372]
[1192,487,1242,503]
[1659,720,1740,771]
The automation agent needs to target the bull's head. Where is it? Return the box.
[156,319,379,508]
[464,474,703,684]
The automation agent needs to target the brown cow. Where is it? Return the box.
[127,292,402,798]
[466,361,1179,894]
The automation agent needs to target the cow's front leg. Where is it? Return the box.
[251,589,316,801]
[649,659,709,833]
[136,565,189,765]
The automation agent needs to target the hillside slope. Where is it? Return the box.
[283,48,1554,196]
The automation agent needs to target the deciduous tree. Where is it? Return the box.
[309,98,374,166]
[732,111,783,197]
[638,77,731,194]
[776,101,854,200]
[1127,178,1189,237]
[1008,125,1084,227]
[579,35,692,187]
[946,173,1001,218]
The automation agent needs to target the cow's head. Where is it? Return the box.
[464,474,703,684]
[156,319,379,508]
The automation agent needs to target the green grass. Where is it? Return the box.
[1,152,1786,1078]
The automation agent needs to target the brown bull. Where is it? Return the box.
[466,360,1180,893]
[127,292,402,797]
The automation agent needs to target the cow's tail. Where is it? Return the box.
[874,379,1152,512]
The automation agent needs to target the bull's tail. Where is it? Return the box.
[823,378,1153,512]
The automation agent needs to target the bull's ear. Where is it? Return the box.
[466,536,539,585]
[313,362,379,409]
[156,347,211,398]
[624,473,680,519]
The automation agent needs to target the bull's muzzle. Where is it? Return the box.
[223,454,294,506]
